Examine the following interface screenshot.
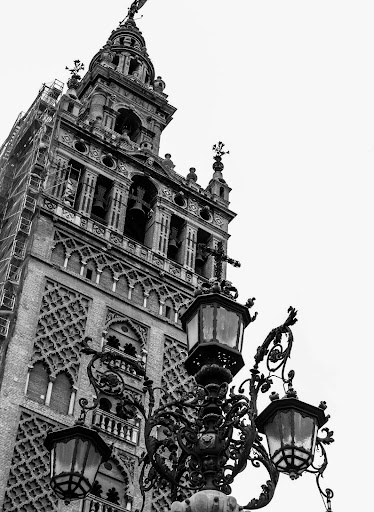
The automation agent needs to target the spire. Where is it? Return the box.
[88,2,155,87]
[206,142,232,203]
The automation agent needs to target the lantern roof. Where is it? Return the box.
[255,397,328,434]
[180,291,252,332]
[44,423,112,460]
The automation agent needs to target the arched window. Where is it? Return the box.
[114,109,142,143]
[124,176,157,245]
[106,322,141,358]
[50,372,71,415]
[99,397,113,413]
[128,58,140,75]
[82,459,131,511]
[27,362,49,404]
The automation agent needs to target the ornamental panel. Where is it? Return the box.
[31,279,90,384]
[3,410,59,511]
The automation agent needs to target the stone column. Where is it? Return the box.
[123,54,131,75]
[152,120,163,155]
[76,169,98,216]
[106,181,128,233]
[150,207,172,256]
[118,54,126,74]
[89,90,106,123]
[180,222,197,271]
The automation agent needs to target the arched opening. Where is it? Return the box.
[99,397,113,413]
[27,362,49,404]
[114,108,142,143]
[58,159,83,208]
[167,214,184,264]
[106,321,141,358]
[124,176,157,245]
[83,458,132,511]
[195,229,211,277]
[128,57,140,75]
[91,173,113,223]
[112,54,119,67]
[50,372,72,415]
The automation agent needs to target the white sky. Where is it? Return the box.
[1,1,373,511]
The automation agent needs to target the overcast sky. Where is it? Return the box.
[1,1,373,511]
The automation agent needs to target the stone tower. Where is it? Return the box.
[0,10,236,512]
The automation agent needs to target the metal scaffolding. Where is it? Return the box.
[0,79,64,337]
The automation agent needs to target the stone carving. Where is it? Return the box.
[213,214,224,227]
[52,229,192,313]
[3,411,59,511]
[188,199,198,215]
[31,279,90,384]
[105,309,148,347]
[161,337,193,403]
[89,145,101,161]
[60,130,73,147]
[114,449,137,480]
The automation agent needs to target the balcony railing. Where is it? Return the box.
[92,409,140,444]
[104,345,144,378]
[41,196,203,288]
[82,494,132,512]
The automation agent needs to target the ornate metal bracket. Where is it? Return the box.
[79,305,333,511]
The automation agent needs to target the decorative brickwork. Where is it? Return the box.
[3,410,59,511]
[52,229,192,312]
[31,279,90,384]
[150,338,194,512]
[161,337,193,402]
[105,309,148,347]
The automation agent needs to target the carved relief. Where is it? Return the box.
[3,411,59,511]
[51,229,192,316]
[31,279,90,384]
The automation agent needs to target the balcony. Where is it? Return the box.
[103,345,144,379]
[82,494,132,512]
[92,409,139,444]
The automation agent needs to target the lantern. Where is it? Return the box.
[44,424,111,502]
[180,292,251,377]
[255,397,328,479]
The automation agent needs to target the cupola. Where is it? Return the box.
[89,17,155,87]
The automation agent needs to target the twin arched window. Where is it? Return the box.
[26,363,74,415]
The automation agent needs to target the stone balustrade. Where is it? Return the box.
[92,408,139,444]
[82,494,132,512]
[42,195,200,287]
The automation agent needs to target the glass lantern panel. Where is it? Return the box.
[187,311,199,351]
[82,443,102,486]
[216,307,239,348]
[202,305,215,342]
[279,410,293,446]
[264,416,282,457]
[54,438,76,476]
[237,319,244,352]
[293,411,316,451]
[72,438,89,473]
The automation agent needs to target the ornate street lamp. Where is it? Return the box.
[44,147,334,512]
[44,423,111,503]
[256,394,328,479]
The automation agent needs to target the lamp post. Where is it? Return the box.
[44,239,334,512]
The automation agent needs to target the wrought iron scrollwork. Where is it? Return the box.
[79,305,333,512]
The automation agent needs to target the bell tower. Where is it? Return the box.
[0,4,237,512]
